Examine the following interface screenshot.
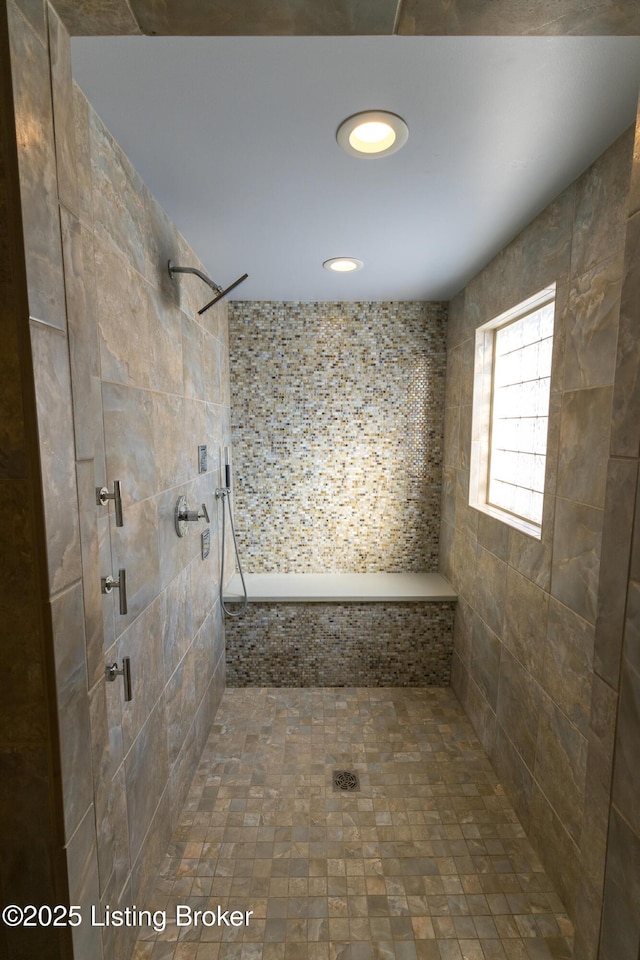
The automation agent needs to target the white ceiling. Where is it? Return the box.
[71,36,640,302]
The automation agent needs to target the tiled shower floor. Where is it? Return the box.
[132,688,573,960]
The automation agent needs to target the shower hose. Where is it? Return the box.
[218,487,248,617]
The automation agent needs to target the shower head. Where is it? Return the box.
[197,273,249,314]
[168,261,248,314]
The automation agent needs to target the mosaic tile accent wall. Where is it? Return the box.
[225,601,456,687]
[228,300,448,573]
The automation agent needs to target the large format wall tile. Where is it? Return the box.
[51,583,93,843]
[571,128,634,280]
[611,656,640,840]
[397,0,640,35]
[491,725,533,829]
[90,106,146,275]
[556,386,613,509]
[109,496,160,633]
[102,381,157,503]
[443,124,635,958]
[598,94,640,955]
[95,237,151,388]
[469,613,501,710]
[8,2,66,328]
[543,598,594,737]
[534,694,588,845]
[48,4,78,215]
[610,210,640,458]
[123,699,169,865]
[529,786,580,918]
[117,595,164,754]
[503,567,549,680]
[88,679,121,894]
[30,322,82,592]
[65,807,103,960]
[73,83,93,226]
[496,648,541,770]
[600,807,640,960]
[61,210,98,461]
[551,499,603,624]
[564,253,624,391]
[147,285,184,396]
[8,7,229,960]
[594,457,638,687]
[129,0,399,35]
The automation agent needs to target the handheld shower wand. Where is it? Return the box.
[224,445,232,491]
[215,447,248,617]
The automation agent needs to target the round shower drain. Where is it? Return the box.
[333,770,360,791]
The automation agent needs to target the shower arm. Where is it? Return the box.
[168,261,249,314]
[168,261,222,294]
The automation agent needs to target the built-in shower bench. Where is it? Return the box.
[223,572,457,688]
[224,571,456,603]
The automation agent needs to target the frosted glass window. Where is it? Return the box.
[469,286,556,538]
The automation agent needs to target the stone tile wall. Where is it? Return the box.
[225,601,456,687]
[49,0,640,37]
[598,96,640,960]
[0,3,71,958]
[398,0,640,35]
[228,300,448,573]
[440,125,635,960]
[7,3,229,958]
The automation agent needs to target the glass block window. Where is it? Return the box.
[469,285,556,538]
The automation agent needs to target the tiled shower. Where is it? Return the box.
[2,2,640,960]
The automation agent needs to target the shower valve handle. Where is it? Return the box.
[101,570,128,615]
[175,496,209,536]
[106,657,132,701]
[96,480,124,526]
[180,503,209,523]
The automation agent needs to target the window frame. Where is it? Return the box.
[468,283,557,540]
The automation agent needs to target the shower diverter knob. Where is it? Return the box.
[175,496,210,537]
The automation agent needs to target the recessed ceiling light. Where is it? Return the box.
[323,257,364,273]
[336,110,409,158]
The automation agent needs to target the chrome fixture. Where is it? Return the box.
[101,569,128,615]
[201,528,211,560]
[105,657,132,701]
[215,446,248,617]
[96,480,124,526]
[168,260,249,314]
[175,496,209,537]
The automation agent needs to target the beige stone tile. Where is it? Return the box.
[550,499,603,625]
[132,688,573,959]
[398,0,640,34]
[556,386,613,510]
[543,600,594,738]
[571,127,634,281]
[129,0,398,35]
[30,322,82,591]
[594,457,638,686]
[9,1,67,328]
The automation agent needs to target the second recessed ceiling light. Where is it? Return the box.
[323,257,364,272]
[336,110,409,158]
